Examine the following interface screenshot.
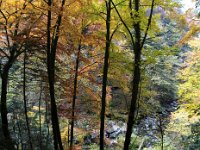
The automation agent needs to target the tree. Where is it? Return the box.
[122,0,155,149]
[100,1,111,149]
[0,0,42,148]
[70,37,82,150]
[178,39,200,115]
[23,49,33,150]
[46,0,66,149]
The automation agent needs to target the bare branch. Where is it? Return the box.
[0,10,11,48]
[0,48,9,58]
[141,0,155,49]
[111,0,135,49]
[111,0,126,9]
[110,23,121,41]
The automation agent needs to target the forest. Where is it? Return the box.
[0,0,199,149]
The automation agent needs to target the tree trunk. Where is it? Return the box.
[100,1,111,150]
[38,80,43,149]
[123,0,154,148]
[47,36,63,150]
[1,66,15,149]
[1,69,9,138]
[46,0,65,149]
[16,114,23,150]
[45,87,50,150]
[46,1,58,149]
[124,0,141,149]
[70,42,81,150]
[158,116,164,150]
[23,49,33,150]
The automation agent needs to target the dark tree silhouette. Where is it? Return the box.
[123,0,155,149]
[46,0,66,149]
[100,0,111,149]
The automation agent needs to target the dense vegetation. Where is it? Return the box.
[0,0,199,149]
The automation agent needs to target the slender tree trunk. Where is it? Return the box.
[16,114,23,150]
[38,81,43,149]
[100,1,111,150]
[23,49,33,150]
[68,122,70,147]
[158,116,164,150]
[47,2,59,147]
[45,89,50,150]
[70,42,81,150]
[47,54,63,150]
[123,0,154,148]
[161,127,164,150]
[46,0,65,149]
[124,0,141,149]
[110,0,154,149]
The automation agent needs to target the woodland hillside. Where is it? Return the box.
[0,0,200,149]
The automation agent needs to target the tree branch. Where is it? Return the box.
[111,0,135,49]
[111,0,126,9]
[140,0,155,49]
[110,23,121,41]
[0,48,9,58]
[0,10,11,48]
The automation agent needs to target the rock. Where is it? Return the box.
[110,139,118,145]
[121,124,127,133]
[108,128,121,139]
[106,123,122,139]
[108,125,120,133]
[107,120,115,126]
[91,131,99,139]
[105,120,127,139]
